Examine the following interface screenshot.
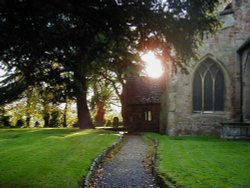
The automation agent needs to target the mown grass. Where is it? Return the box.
[0,128,118,188]
[145,133,250,188]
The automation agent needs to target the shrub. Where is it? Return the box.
[15,119,24,128]
[1,116,11,127]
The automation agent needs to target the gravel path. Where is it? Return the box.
[91,134,158,188]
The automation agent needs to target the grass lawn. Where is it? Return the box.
[0,128,118,188]
[145,133,250,188]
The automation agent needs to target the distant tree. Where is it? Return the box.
[15,119,24,128]
[17,87,41,127]
[38,85,67,127]
[88,75,117,126]
[0,0,221,129]
[50,110,61,128]
[34,121,40,128]
[25,89,34,127]
[62,98,77,127]
[1,88,38,127]
[96,36,143,120]
[1,85,71,128]
[39,88,52,127]
[62,98,69,128]
[0,107,5,127]
[1,116,11,127]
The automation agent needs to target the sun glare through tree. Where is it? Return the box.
[141,51,164,78]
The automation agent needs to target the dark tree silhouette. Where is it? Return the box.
[0,0,221,129]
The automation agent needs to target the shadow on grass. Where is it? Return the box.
[168,136,219,142]
[0,128,102,142]
[167,136,250,144]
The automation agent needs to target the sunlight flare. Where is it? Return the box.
[141,52,164,78]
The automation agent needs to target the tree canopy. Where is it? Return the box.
[0,0,221,129]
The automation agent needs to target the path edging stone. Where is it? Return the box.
[83,133,123,188]
[146,136,176,188]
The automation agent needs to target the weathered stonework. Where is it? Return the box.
[161,0,250,136]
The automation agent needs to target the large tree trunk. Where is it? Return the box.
[75,76,94,129]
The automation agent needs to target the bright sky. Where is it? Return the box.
[0,69,5,76]
[141,51,164,78]
[0,68,6,82]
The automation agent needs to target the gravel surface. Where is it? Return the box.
[91,134,158,188]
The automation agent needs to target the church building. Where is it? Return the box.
[160,0,250,135]
[123,0,250,136]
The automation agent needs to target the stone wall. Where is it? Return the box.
[161,0,250,136]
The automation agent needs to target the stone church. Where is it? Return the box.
[161,0,250,136]
[123,0,250,136]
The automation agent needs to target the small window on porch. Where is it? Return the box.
[144,111,152,121]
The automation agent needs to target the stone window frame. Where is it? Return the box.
[192,57,226,113]
[240,46,250,121]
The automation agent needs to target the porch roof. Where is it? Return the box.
[123,76,164,105]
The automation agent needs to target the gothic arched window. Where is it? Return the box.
[193,59,224,112]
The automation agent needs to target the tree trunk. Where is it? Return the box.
[63,99,68,127]
[75,76,94,129]
[25,91,32,128]
[95,102,105,126]
[120,91,127,127]
[26,116,31,127]
[44,113,50,127]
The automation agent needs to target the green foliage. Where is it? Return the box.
[2,86,77,128]
[0,0,222,91]
[145,133,250,188]
[15,119,24,128]
[49,110,61,128]
[0,71,27,105]
[105,120,112,127]
[0,115,11,127]
[63,100,78,128]
[88,74,121,126]
[0,129,118,188]
[0,0,221,128]
[34,121,41,128]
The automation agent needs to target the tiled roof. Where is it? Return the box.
[123,76,164,104]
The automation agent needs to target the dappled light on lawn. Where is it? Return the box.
[0,128,118,187]
[141,51,164,78]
